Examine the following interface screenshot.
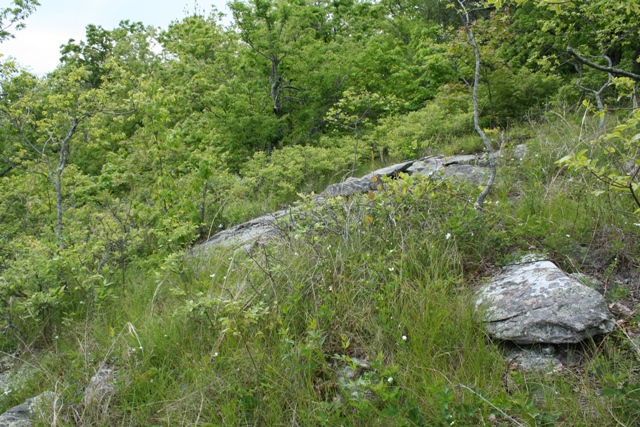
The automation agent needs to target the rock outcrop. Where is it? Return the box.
[196,211,289,252]
[475,259,615,344]
[0,392,56,427]
[320,161,415,198]
[196,148,512,252]
[196,161,420,251]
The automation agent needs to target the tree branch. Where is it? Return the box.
[455,0,496,214]
[567,46,640,81]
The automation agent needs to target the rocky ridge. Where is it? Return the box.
[196,150,505,252]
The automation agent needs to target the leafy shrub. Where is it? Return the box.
[558,108,640,214]
[371,101,474,160]
[241,144,353,203]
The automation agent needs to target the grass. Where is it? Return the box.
[1,112,640,426]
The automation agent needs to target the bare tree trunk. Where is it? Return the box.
[269,54,283,118]
[574,58,612,130]
[455,0,496,214]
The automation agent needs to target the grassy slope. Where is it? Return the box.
[4,113,640,426]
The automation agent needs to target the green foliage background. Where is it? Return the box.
[0,0,640,425]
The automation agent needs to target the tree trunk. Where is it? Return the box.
[455,0,496,213]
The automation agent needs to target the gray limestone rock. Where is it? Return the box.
[197,161,415,251]
[196,150,503,252]
[475,259,615,344]
[0,401,31,427]
[83,363,116,406]
[441,164,490,186]
[321,161,415,198]
[407,153,494,185]
[195,210,289,251]
[0,392,57,427]
[504,346,563,373]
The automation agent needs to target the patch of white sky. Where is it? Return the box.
[0,0,231,75]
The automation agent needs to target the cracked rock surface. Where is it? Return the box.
[475,259,615,344]
[196,148,510,252]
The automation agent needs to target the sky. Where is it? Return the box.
[0,0,231,75]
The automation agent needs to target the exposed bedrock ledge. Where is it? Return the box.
[196,148,519,252]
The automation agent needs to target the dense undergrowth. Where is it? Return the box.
[0,113,639,426]
[1,0,640,424]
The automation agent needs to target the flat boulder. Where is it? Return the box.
[475,259,615,344]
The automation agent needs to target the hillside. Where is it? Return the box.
[1,0,640,425]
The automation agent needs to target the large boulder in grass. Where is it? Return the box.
[475,259,615,344]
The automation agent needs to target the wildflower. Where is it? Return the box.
[402,335,407,341]
[210,273,216,278]
[213,352,219,357]
[387,377,393,383]
[566,234,570,238]
[445,233,451,240]
[328,286,333,291]
[389,267,395,272]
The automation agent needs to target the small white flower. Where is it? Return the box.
[213,352,219,357]
[566,234,570,238]
[54,335,59,340]
[445,233,451,240]
[387,377,393,383]
[139,346,143,351]
[495,201,499,205]
[210,273,216,278]
[389,267,395,271]
[634,223,640,227]
[79,301,84,304]
[402,335,407,341]
[389,249,395,253]
[328,286,333,291]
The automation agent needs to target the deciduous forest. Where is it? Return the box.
[1,0,640,425]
